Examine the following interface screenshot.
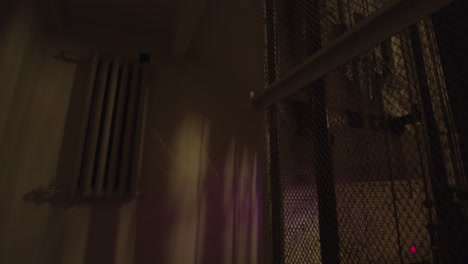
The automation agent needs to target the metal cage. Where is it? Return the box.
[256,0,468,263]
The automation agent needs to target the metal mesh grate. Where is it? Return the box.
[263,0,468,263]
[264,0,391,79]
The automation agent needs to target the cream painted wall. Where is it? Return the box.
[0,10,158,262]
[135,60,263,264]
[133,1,264,262]
[1,0,264,263]
[0,1,77,263]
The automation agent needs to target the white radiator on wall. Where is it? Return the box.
[56,52,149,198]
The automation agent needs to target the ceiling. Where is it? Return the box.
[61,0,185,45]
[186,0,263,89]
[47,0,263,94]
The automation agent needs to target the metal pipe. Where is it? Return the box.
[95,57,121,196]
[402,35,438,263]
[117,63,140,195]
[252,0,454,110]
[55,52,98,195]
[409,24,466,263]
[130,63,150,196]
[106,62,130,196]
[263,0,284,262]
[81,58,110,196]
[304,0,340,262]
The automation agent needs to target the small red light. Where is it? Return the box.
[410,245,417,254]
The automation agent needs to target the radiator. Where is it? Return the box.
[56,52,149,198]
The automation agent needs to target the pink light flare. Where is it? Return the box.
[410,245,417,254]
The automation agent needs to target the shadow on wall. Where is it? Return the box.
[19,194,137,264]
[10,45,138,264]
[84,202,137,264]
[135,112,261,264]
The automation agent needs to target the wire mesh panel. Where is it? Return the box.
[262,0,468,263]
[265,0,391,79]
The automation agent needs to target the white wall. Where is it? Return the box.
[133,1,264,263]
[0,1,79,263]
[0,11,162,263]
[0,0,264,263]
